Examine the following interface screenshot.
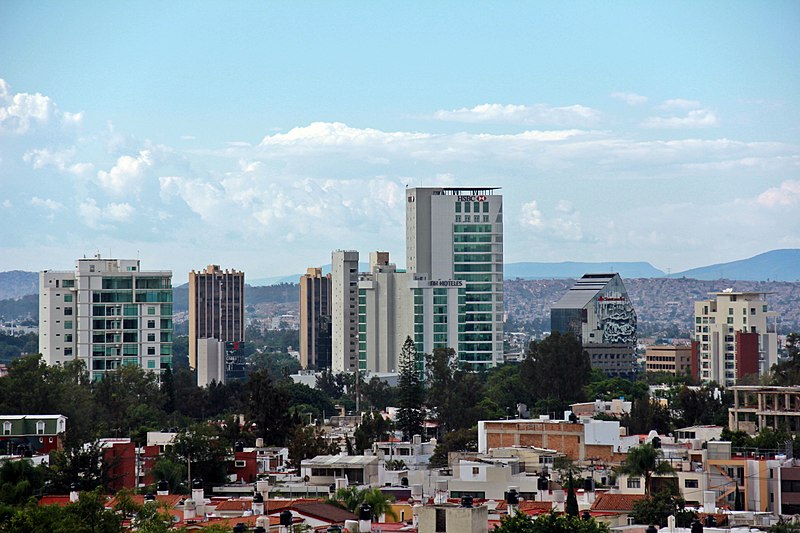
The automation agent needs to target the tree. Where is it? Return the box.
[246,369,293,445]
[286,425,340,474]
[0,459,46,506]
[520,332,591,412]
[616,444,675,497]
[328,487,397,521]
[630,490,695,528]
[769,518,800,533]
[361,376,396,412]
[315,369,343,398]
[426,347,492,436]
[492,510,610,533]
[772,332,800,385]
[396,337,424,440]
[565,472,579,517]
[169,425,229,488]
[353,411,392,454]
[620,395,672,436]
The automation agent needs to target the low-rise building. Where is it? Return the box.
[0,414,67,455]
[728,385,800,434]
[571,399,632,418]
[645,344,697,376]
[300,454,380,486]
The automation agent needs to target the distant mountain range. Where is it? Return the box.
[1,250,798,298]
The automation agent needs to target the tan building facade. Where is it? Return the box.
[645,344,697,376]
[728,385,800,434]
[188,265,245,370]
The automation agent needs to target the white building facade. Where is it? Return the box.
[694,290,778,386]
[39,256,173,380]
[406,187,504,370]
[331,250,360,373]
[357,252,461,373]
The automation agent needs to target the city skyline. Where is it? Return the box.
[1,2,799,280]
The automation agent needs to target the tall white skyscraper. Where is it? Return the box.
[406,187,504,369]
[39,255,173,380]
[331,250,360,372]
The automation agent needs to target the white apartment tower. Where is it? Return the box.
[331,250,360,372]
[39,256,173,381]
[694,290,778,386]
[406,187,504,369]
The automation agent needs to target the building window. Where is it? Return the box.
[148,307,156,315]
[147,360,156,369]
[36,421,46,435]
[64,321,73,329]
[64,307,73,316]
[64,294,73,302]
[472,467,480,475]
[147,347,156,355]
[147,320,156,328]
[685,479,699,488]
[627,477,641,489]
[2,422,11,435]
[147,333,156,342]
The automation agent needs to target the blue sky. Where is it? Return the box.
[1,1,798,282]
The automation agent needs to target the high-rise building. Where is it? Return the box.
[188,265,245,370]
[357,252,461,373]
[331,250,360,373]
[39,256,173,380]
[550,273,638,378]
[406,187,504,370]
[299,267,332,370]
[694,290,778,386]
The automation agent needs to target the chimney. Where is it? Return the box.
[192,478,205,516]
[183,498,196,521]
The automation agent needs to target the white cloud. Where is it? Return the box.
[30,197,64,211]
[0,79,82,134]
[260,122,431,147]
[23,147,94,176]
[610,92,648,106]
[657,98,701,110]
[431,103,602,126]
[641,109,718,129]
[96,150,153,195]
[520,201,544,227]
[78,198,135,228]
[757,179,800,208]
[1,200,11,209]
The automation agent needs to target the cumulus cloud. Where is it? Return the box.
[78,198,135,228]
[431,103,602,126]
[96,150,154,195]
[519,199,585,241]
[641,109,718,129]
[0,79,82,134]
[610,92,648,106]
[260,122,431,147]
[30,197,64,211]
[23,148,94,176]
[757,179,800,207]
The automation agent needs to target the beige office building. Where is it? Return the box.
[331,250,360,372]
[645,344,697,376]
[188,265,245,370]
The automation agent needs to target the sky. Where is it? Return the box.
[1,1,798,283]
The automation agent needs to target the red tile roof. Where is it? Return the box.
[495,501,554,514]
[590,493,646,512]
[291,501,358,523]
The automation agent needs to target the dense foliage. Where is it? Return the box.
[492,511,610,533]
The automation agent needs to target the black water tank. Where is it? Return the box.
[254,527,266,533]
[582,510,591,520]
[235,441,244,452]
[359,503,373,520]
[192,478,203,489]
[584,477,594,491]
[253,492,264,503]
[652,436,661,449]
[645,526,657,533]
[144,493,156,502]
[691,518,704,533]
[460,495,473,508]
[537,476,549,491]
[704,515,717,527]
[157,480,169,493]
[232,523,246,533]
[505,489,519,505]
[280,509,293,526]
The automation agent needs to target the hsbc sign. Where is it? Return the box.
[458,195,487,202]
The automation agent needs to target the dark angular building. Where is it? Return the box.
[551,273,638,378]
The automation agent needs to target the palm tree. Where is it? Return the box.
[616,443,674,497]
[328,487,398,521]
